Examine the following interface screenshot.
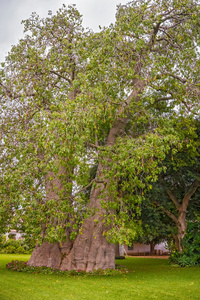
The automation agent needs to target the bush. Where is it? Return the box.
[169,250,181,264]
[16,246,26,254]
[1,246,17,254]
[6,260,129,276]
[0,238,34,254]
[169,220,200,267]
[0,235,6,250]
[177,254,197,267]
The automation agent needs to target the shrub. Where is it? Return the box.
[1,246,17,254]
[169,220,200,267]
[0,238,34,254]
[0,235,6,250]
[6,261,129,276]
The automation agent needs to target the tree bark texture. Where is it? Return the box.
[162,181,199,252]
[150,241,155,255]
[176,211,187,252]
[28,79,144,271]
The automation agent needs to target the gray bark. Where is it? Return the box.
[28,79,144,271]
[28,242,62,268]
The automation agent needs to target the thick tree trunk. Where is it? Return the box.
[28,234,73,269]
[58,113,133,271]
[60,161,117,271]
[161,181,199,252]
[60,215,115,271]
[28,79,144,271]
[28,162,74,268]
[115,244,120,257]
[176,211,187,252]
[150,241,155,255]
[28,242,62,268]
[172,233,180,251]
[28,162,116,271]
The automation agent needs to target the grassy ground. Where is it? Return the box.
[0,254,199,300]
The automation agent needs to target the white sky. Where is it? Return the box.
[0,0,128,62]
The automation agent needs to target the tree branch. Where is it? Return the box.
[86,142,116,153]
[49,70,71,84]
[160,180,181,210]
[154,201,178,225]
[0,81,36,100]
[154,96,173,102]
[167,73,187,83]
[182,180,200,211]
[74,179,96,196]
[149,22,161,50]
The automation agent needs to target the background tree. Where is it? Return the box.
[150,119,200,251]
[132,198,173,255]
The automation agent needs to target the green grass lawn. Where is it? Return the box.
[0,254,199,300]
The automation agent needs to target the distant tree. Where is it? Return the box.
[133,198,173,254]
[152,121,200,251]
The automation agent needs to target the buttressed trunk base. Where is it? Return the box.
[28,216,115,271]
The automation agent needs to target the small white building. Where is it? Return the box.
[124,242,169,256]
[5,230,24,240]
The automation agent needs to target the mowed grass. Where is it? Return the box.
[0,254,200,300]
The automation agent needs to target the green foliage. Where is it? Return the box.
[133,198,173,246]
[0,235,6,249]
[169,219,200,266]
[6,260,129,276]
[0,238,34,254]
[0,1,199,245]
[169,251,198,267]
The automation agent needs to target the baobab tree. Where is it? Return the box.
[0,0,199,270]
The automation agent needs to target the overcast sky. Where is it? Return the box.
[0,0,128,62]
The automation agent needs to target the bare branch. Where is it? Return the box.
[167,73,187,84]
[154,96,173,102]
[181,99,199,116]
[74,179,96,196]
[49,70,72,84]
[0,81,36,100]
[149,21,161,50]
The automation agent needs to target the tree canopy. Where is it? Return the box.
[0,0,199,270]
